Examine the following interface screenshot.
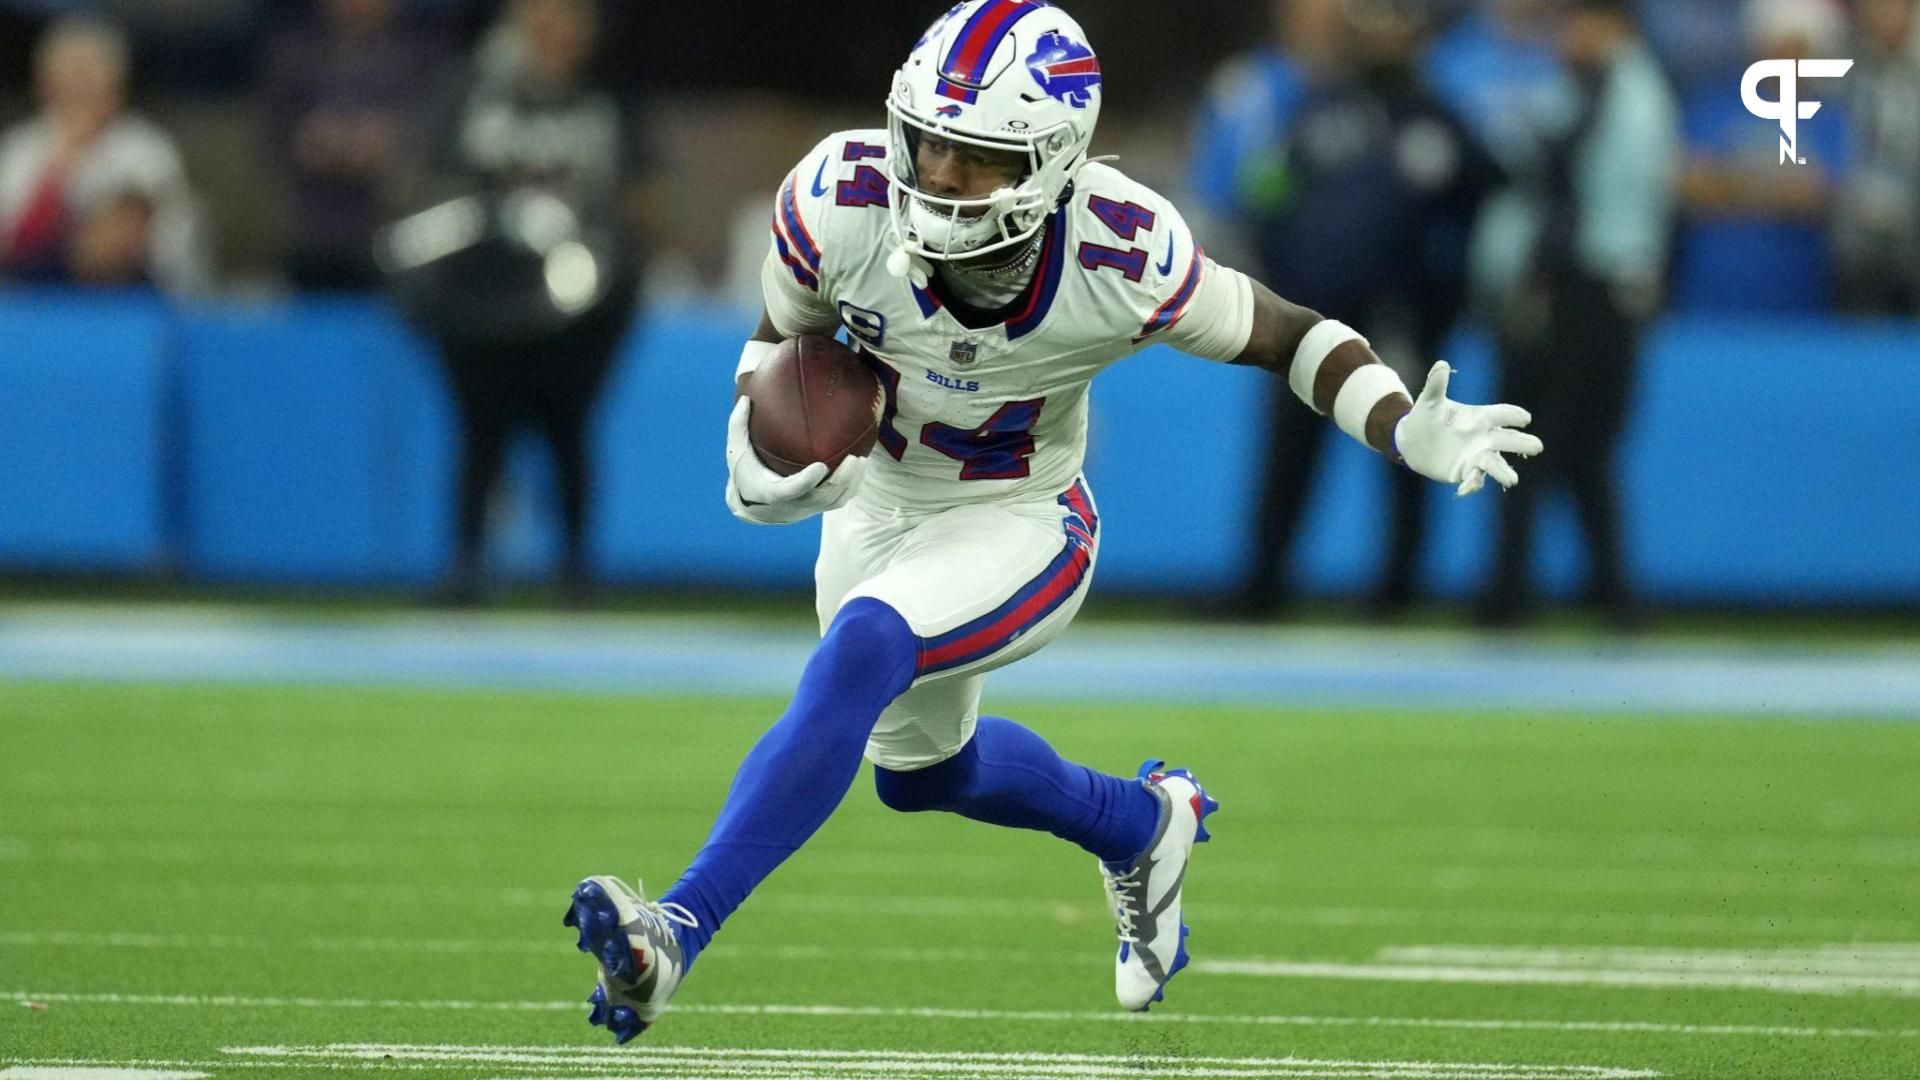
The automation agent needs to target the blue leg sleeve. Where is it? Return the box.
[662,598,916,969]
[872,715,1159,865]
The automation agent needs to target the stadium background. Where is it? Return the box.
[4,2,1920,1079]
[1,0,1917,607]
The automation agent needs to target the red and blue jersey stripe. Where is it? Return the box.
[1135,243,1203,342]
[936,0,1050,102]
[911,280,942,318]
[772,174,822,290]
[916,478,1097,677]
[1005,204,1068,341]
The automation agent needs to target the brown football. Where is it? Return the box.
[745,335,882,476]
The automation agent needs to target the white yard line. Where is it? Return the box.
[8,1059,1657,1080]
[0,930,553,956]
[225,1045,1662,1080]
[270,1042,1650,1068]
[677,1003,1920,1039]
[7,991,577,1011]
[8,991,1918,1039]
[1194,959,1920,996]
[0,1069,210,1080]
[445,1068,1574,1076]
[1377,944,1920,975]
[2,1063,481,1076]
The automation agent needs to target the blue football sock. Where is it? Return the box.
[872,715,1160,864]
[661,598,916,970]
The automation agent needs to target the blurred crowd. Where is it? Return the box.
[1182,0,1919,626]
[0,0,1913,314]
[1191,0,1920,319]
[0,0,660,604]
[0,0,660,296]
[0,0,1914,615]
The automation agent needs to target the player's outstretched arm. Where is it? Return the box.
[1229,279,1542,496]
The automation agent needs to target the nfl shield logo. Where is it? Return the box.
[949,339,978,366]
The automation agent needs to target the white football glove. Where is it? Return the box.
[1394,361,1544,496]
[724,396,868,525]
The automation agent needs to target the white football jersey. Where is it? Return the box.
[762,129,1254,512]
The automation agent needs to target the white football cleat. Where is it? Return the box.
[1099,761,1218,1010]
[562,874,697,1043]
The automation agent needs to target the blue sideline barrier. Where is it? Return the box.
[0,292,1914,603]
[0,292,172,571]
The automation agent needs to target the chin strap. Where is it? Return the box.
[885,246,932,289]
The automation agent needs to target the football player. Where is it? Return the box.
[563,0,1541,1043]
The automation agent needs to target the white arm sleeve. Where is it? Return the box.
[1161,258,1256,362]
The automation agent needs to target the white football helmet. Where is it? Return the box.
[886,0,1102,263]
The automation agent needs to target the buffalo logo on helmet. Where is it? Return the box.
[934,103,964,119]
[1024,31,1099,108]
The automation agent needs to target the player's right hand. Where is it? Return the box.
[724,397,868,525]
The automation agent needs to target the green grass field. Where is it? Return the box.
[5,679,1920,1079]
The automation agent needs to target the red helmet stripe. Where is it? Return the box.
[940,0,1046,87]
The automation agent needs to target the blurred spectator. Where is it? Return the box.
[1475,0,1679,629]
[0,15,206,291]
[1834,0,1920,315]
[264,0,445,291]
[1207,0,1503,619]
[1630,0,1748,92]
[1184,0,1344,268]
[382,0,659,606]
[1422,0,1567,161]
[1671,0,1850,313]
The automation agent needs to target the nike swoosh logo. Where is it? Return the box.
[1156,234,1175,277]
[810,158,830,198]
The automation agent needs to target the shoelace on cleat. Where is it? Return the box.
[1100,865,1142,945]
[634,899,699,942]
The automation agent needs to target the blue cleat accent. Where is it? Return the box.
[608,1005,642,1044]
[568,880,641,983]
[565,881,650,1039]
[1141,762,1220,843]
[562,874,696,1044]
[1195,791,1219,844]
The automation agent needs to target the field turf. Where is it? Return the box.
[4,678,1919,1079]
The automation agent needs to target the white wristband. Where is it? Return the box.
[736,339,777,380]
[1289,319,1368,413]
[1331,363,1409,447]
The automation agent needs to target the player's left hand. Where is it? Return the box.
[1393,361,1543,497]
